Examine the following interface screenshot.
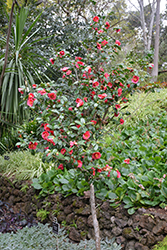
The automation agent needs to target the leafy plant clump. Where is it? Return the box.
[0,151,54,181]
[32,110,167,214]
[0,200,38,234]
[0,223,122,250]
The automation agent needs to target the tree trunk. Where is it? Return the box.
[90,183,101,250]
[151,0,161,81]
[147,0,156,51]
[137,0,147,50]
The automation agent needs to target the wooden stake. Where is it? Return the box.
[90,183,101,250]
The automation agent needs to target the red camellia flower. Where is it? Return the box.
[118,88,122,97]
[116,170,121,178]
[49,58,54,64]
[131,75,139,83]
[83,131,91,140]
[59,51,65,55]
[61,67,69,72]
[75,56,82,60]
[98,93,107,99]
[27,98,35,107]
[76,98,84,107]
[127,84,130,88]
[115,104,121,109]
[47,137,55,145]
[124,158,130,164]
[93,16,99,22]
[18,88,24,94]
[32,84,37,88]
[91,167,96,176]
[44,123,50,131]
[84,97,88,102]
[122,97,128,103]
[42,131,49,140]
[116,28,121,33]
[70,141,77,147]
[149,63,154,69]
[48,92,57,100]
[28,142,38,150]
[66,70,72,75]
[92,152,101,160]
[69,149,73,155]
[119,82,124,87]
[76,124,81,128]
[97,43,101,50]
[61,148,66,155]
[68,107,73,111]
[107,82,112,88]
[105,21,110,29]
[104,73,109,78]
[77,160,83,168]
[114,112,119,117]
[28,93,34,99]
[91,120,97,125]
[98,29,103,34]
[93,81,99,88]
[115,40,121,46]
[58,164,64,170]
[120,118,124,124]
[38,89,46,95]
[102,40,108,46]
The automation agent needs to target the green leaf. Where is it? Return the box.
[32,182,42,190]
[108,192,117,200]
[128,208,136,215]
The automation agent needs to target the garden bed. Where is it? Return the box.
[1,175,167,250]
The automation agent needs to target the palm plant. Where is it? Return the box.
[0,6,48,134]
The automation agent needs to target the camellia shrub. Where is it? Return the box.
[17,14,151,199]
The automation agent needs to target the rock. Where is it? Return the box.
[110,216,115,223]
[112,226,122,236]
[69,227,81,242]
[57,212,66,223]
[75,204,91,215]
[103,211,111,220]
[135,242,149,250]
[103,229,114,238]
[115,218,128,228]
[66,213,75,224]
[125,240,136,250]
[64,205,72,215]
[99,216,111,229]
[139,215,156,231]
[152,221,167,235]
[122,227,135,239]
[76,216,87,230]
[101,201,110,211]
[146,232,157,246]
[87,215,93,227]
[116,236,126,244]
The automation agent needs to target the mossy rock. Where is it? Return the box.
[153,236,167,250]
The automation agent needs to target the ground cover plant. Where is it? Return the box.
[0,151,53,181]
[0,223,122,250]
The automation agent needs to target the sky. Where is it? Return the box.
[127,0,167,14]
